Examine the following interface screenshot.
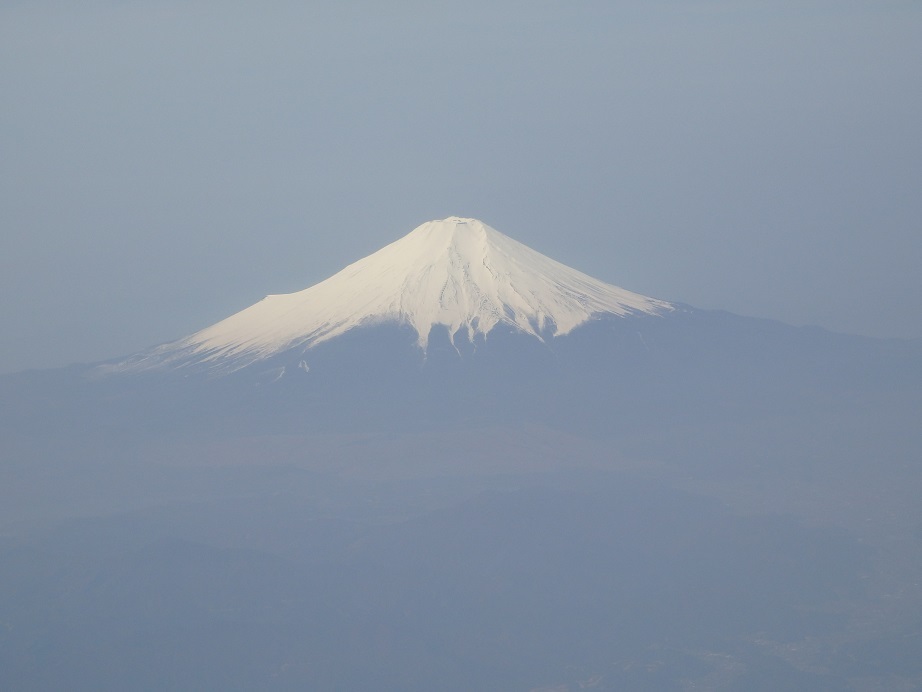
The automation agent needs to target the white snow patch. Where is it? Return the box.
[115,217,672,371]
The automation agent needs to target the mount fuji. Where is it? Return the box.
[59,216,913,440]
[1,216,921,691]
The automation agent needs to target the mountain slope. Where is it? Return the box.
[108,217,671,373]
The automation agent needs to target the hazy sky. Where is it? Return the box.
[2,1,920,374]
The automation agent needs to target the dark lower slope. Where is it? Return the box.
[4,307,918,440]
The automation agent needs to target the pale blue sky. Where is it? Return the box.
[2,1,920,373]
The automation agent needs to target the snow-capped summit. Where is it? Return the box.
[115,217,672,372]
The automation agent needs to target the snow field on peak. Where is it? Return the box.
[133,217,673,370]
